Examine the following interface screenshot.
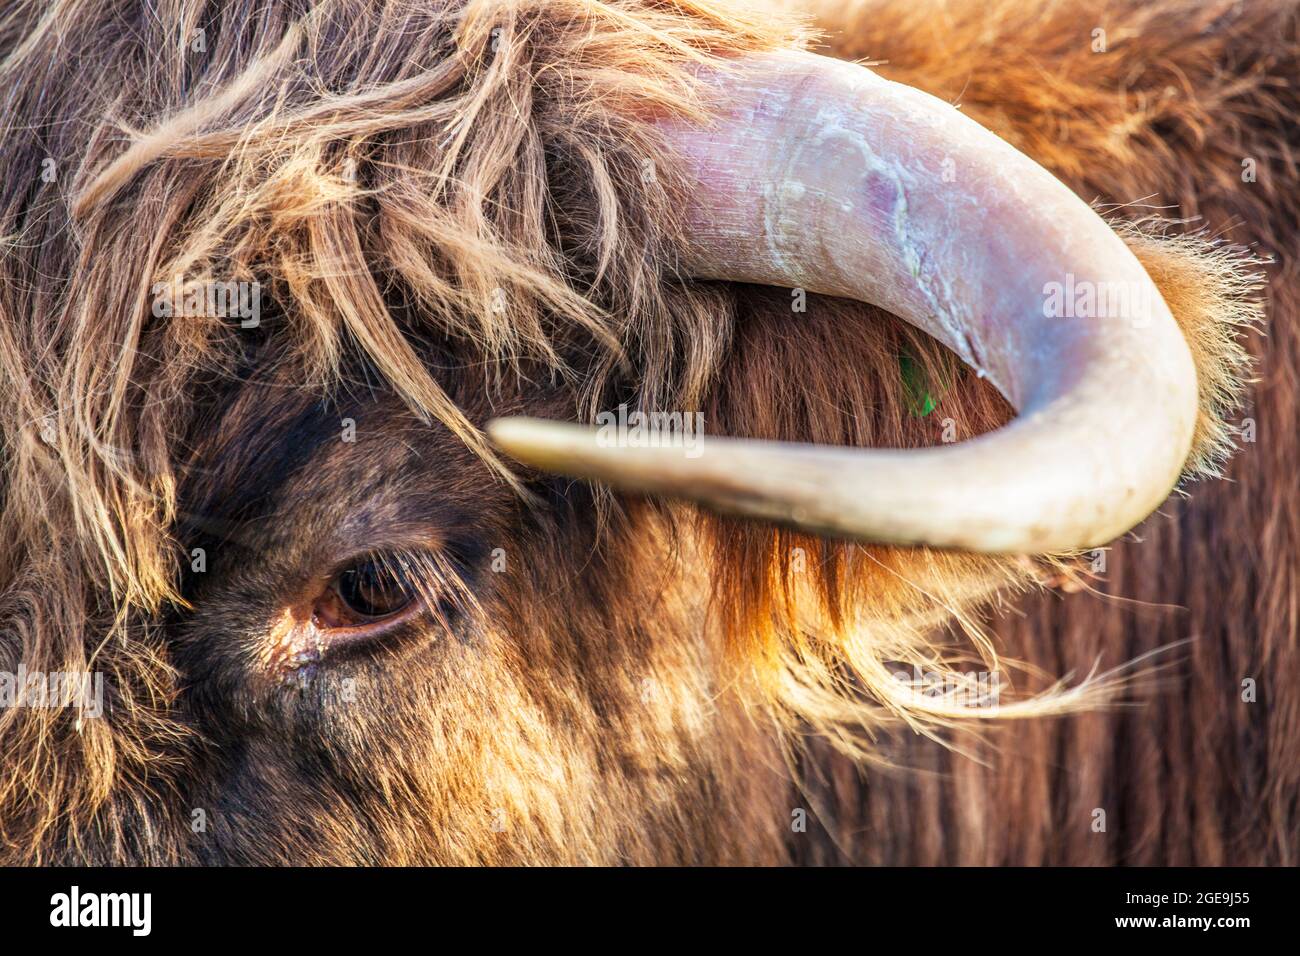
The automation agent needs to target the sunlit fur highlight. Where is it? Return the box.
[0,0,1273,863]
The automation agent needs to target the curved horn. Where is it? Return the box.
[488,51,1198,553]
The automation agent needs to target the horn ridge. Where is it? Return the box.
[490,51,1197,554]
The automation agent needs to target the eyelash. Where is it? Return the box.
[331,554,418,620]
[319,547,478,633]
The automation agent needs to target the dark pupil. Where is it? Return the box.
[336,560,412,618]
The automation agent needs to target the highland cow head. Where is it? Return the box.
[0,0,1255,865]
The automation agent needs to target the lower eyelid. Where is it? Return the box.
[267,593,428,675]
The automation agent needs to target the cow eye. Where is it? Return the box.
[319,556,417,626]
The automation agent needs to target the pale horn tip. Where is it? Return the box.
[487,416,590,471]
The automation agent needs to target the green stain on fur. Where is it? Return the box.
[899,351,938,417]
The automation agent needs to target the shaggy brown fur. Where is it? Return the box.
[0,0,1286,864]
[787,0,1299,865]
